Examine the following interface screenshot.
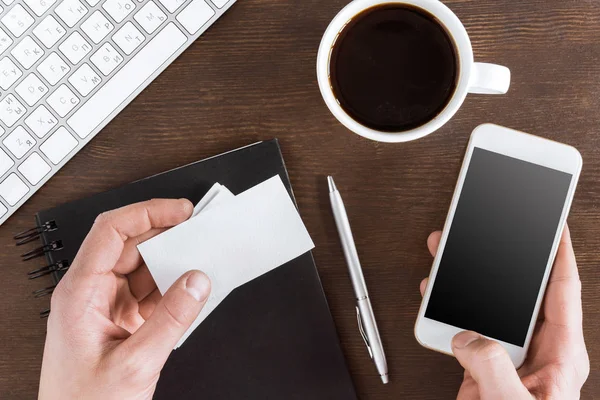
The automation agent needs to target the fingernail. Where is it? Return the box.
[453,331,481,349]
[185,271,211,302]
[180,199,193,215]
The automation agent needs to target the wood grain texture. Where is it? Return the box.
[1,0,599,398]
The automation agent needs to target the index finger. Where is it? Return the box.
[71,199,193,277]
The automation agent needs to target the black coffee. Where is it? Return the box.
[329,5,458,132]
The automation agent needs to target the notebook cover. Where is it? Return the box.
[34,140,357,399]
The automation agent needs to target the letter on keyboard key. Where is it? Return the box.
[59,32,92,65]
[3,126,36,159]
[33,15,67,48]
[0,94,26,127]
[11,36,44,69]
[90,43,123,75]
[40,127,78,164]
[24,0,58,17]
[15,74,48,106]
[0,57,22,90]
[18,152,51,185]
[81,11,114,44]
[177,0,215,34]
[103,0,135,24]
[135,1,166,34]
[25,105,57,138]
[55,0,88,28]
[68,23,187,138]
[69,63,102,96]
[46,84,79,117]
[1,5,34,37]
[113,22,145,55]
[37,53,71,86]
[0,173,29,206]
[0,148,15,178]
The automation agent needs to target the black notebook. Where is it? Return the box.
[19,140,357,399]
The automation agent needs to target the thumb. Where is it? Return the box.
[452,332,531,400]
[123,270,211,366]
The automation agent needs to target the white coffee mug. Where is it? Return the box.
[317,0,511,143]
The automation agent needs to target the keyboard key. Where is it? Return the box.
[55,0,88,28]
[33,15,67,48]
[177,0,215,35]
[24,0,58,17]
[15,74,48,106]
[135,1,166,34]
[90,43,123,75]
[0,203,7,219]
[68,23,186,138]
[40,126,78,164]
[158,0,186,13]
[68,63,101,96]
[1,0,13,5]
[1,5,35,37]
[211,0,229,9]
[25,105,57,137]
[11,36,44,69]
[0,94,26,127]
[0,57,22,90]
[0,173,29,206]
[0,28,12,55]
[113,22,145,55]
[80,10,114,44]
[46,84,79,117]
[59,32,92,64]
[0,148,15,177]
[37,52,70,85]
[103,0,135,23]
[3,126,36,158]
[18,152,51,185]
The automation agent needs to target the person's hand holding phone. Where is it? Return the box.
[419,226,589,399]
[38,199,212,400]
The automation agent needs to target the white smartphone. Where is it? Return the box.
[414,124,582,367]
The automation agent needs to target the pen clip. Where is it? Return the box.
[356,306,373,359]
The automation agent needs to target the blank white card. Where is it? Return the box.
[138,176,315,348]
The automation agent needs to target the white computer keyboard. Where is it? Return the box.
[0,0,236,226]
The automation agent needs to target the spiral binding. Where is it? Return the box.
[14,220,58,246]
[20,240,63,261]
[28,260,70,280]
[18,220,70,319]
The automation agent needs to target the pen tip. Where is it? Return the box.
[381,374,389,384]
[327,176,337,193]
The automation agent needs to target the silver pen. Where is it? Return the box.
[328,176,389,384]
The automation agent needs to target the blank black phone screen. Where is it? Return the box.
[425,148,573,346]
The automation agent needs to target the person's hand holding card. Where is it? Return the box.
[39,199,212,400]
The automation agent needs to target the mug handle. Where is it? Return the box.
[468,63,511,95]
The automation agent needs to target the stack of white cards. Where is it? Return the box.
[138,175,315,349]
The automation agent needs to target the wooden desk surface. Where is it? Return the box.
[1,0,598,398]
